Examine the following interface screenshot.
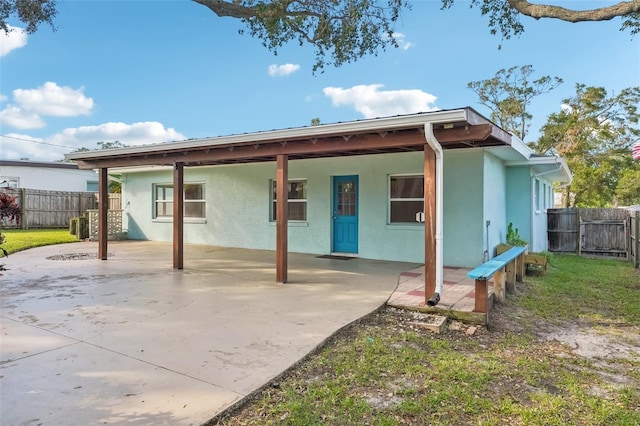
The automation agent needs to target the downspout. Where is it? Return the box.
[425,123,444,306]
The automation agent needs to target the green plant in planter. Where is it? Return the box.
[506,222,528,246]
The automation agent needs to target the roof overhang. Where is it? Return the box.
[507,155,573,184]
[0,159,83,170]
[66,108,513,170]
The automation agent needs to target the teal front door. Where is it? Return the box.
[332,175,358,253]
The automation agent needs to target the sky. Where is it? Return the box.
[1,0,638,162]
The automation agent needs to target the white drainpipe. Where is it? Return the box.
[424,123,444,304]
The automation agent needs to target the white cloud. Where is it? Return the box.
[13,82,94,117]
[47,121,186,148]
[0,82,95,130]
[0,26,27,57]
[268,63,301,77]
[0,122,186,162]
[0,105,46,129]
[323,84,438,118]
[392,32,413,50]
[0,94,8,103]
[0,133,51,161]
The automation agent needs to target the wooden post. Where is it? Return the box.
[18,187,26,229]
[493,268,506,302]
[424,144,436,300]
[505,260,516,293]
[98,168,108,260]
[516,253,525,282]
[276,154,288,283]
[474,279,488,313]
[173,162,184,270]
[632,211,640,268]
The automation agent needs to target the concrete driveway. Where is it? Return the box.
[0,241,417,425]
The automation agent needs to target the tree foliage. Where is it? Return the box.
[0,191,22,223]
[0,0,57,33]
[65,141,128,192]
[616,167,640,205]
[0,192,22,263]
[3,0,639,72]
[531,84,640,207]
[468,65,562,141]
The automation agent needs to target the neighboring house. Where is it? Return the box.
[67,108,571,294]
[0,160,99,192]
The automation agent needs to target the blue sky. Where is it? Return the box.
[1,0,638,161]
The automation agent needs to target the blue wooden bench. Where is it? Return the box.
[467,246,527,314]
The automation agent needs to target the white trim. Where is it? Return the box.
[270,178,308,222]
[388,174,424,224]
[152,181,206,219]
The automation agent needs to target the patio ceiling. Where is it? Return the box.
[67,108,512,170]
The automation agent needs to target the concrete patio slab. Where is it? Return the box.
[1,240,418,425]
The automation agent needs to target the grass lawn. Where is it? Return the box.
[0,228,79,256]
[210,255,640,425]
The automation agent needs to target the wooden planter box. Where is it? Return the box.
[524,253,548,271]
[497,244,547,273]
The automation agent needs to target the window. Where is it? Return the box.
[271,180,307,221]
[389,175,424,223]
[0,177,19,189]
[153,183,205,219]
[86,181,99,192]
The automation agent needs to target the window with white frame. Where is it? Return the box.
[0,176,19,189]
[389,174,424,223]
[153,183,205,219]
[271,179,307,221]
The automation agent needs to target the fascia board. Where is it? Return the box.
[65,110,469,161]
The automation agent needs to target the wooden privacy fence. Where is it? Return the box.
[547,208,579,252]
[1,188,97,229]
[631,210,640,268]
[99,193,122,210]
[548,207,640,267]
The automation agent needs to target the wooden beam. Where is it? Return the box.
[424,144,436,300]
[433,124,492,144]
[74,131,427,169]
[276,154,288,283]
[173,162,184,270]
[98,168,108,260]
[465,109,512,143]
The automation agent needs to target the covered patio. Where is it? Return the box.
[66,108,512,312]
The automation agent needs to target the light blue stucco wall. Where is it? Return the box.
[123,153,429,263]
[506,166,532,248]
[505,167,554,253]
[482,152,507,260]
[442,150,485,267]
[121,149,515,266]
[531,176,555,252]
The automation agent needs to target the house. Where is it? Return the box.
[66,107,571,303]
[0,160,99,192]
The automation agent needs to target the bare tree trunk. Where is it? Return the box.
[562,186,572,207]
